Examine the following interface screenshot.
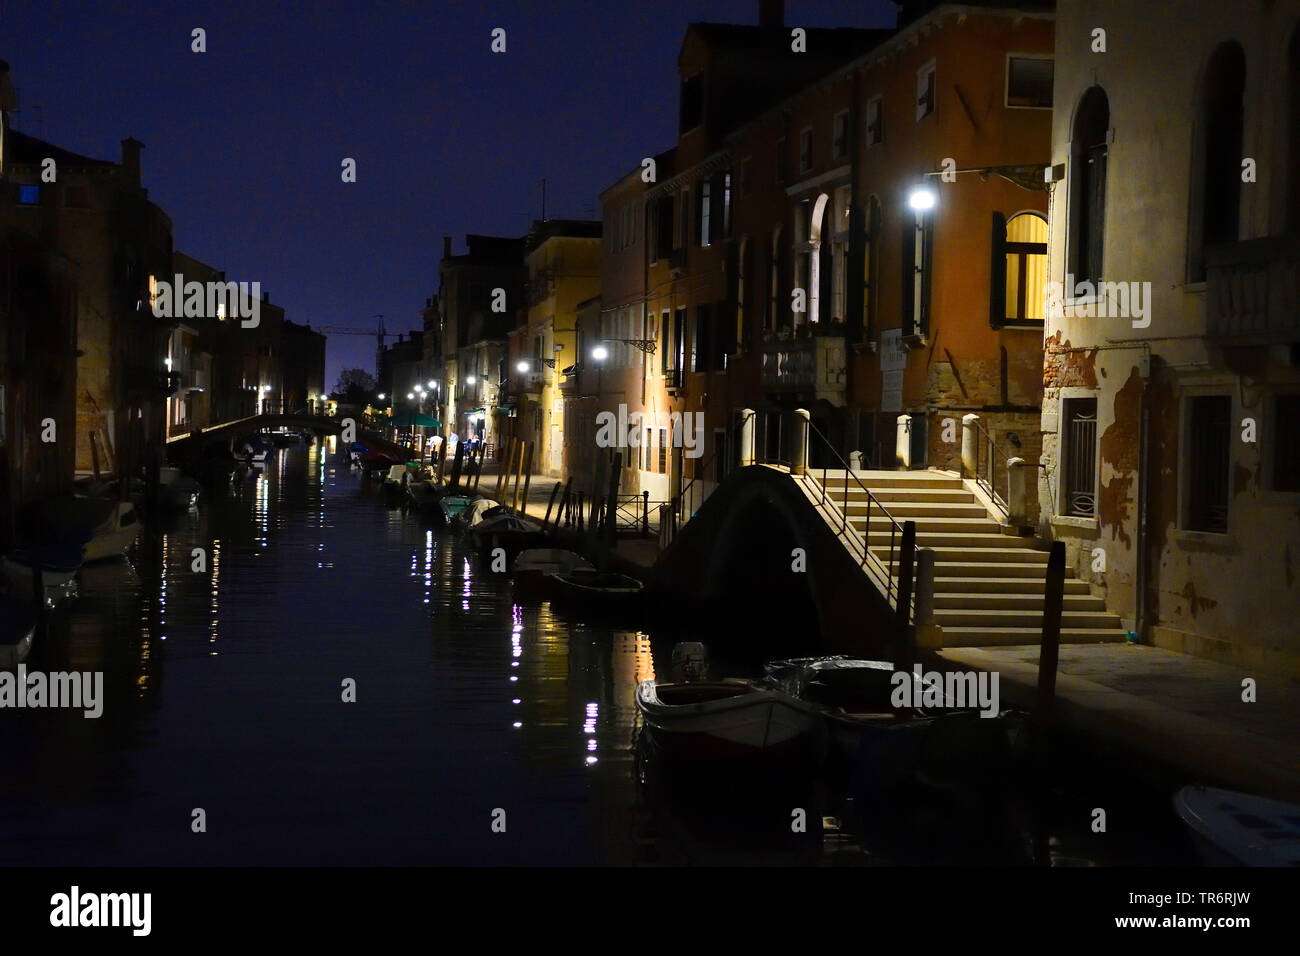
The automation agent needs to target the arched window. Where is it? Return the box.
[1068,87,1109,289]
[1189,42,1246,281]
[808,192,829,326]
[991,211,1048,327]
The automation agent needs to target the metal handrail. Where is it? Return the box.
[968,416,1009,514]
[805,419,918,610]
[661,410,756,548]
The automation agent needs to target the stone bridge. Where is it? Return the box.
[167,413,409,464]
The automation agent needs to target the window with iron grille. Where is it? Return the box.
[1186,395,1231,533]
[1274,395,1300,492]
[1062,398,1097,517]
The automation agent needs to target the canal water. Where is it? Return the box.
[0,442,1197,866]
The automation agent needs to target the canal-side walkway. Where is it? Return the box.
[936,643,1300,802]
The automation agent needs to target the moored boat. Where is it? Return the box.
[2,537,87,591]
[1174,785,1300,866]
[0,594,37,668]
[512,548,593,599]
[635,677,819,759]
[437,494,478,527]
[79,500,141,562]
[544,567,645,618]
[469,512,550,563]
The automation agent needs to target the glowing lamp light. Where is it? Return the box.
[427,380,436,388]
[466,375,477,385]
[908,186,937,211]
[592,346,608,362]
[406,392,414,399]
[377,393,385,400]
[517,361,530,373]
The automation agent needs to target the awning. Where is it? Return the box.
[389,411,441,427]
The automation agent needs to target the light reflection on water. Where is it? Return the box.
[0,444,1195,866]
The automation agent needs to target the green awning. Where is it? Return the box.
[389,411,441,427]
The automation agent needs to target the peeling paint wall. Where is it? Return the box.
[1042,0,1300,674]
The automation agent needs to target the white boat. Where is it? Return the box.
[1174,786,1300,866]
[81,501,141,562]
[635,677,818,758]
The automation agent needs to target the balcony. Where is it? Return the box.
[760,331,847,405]
[1206,236,1300,346]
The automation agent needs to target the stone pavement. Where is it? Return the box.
[937,642,1300,802]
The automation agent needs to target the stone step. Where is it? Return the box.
[932,591,1108,612]
[867,531,1041,550]
[936,627,1129,646]
[933,576,1091,594]
[846,501,991,519]
[854,516,1002,535]
[930,561,1054,577]
[839,487,979,504]
[933,608,1123,628]
[817,475,966,490]
[879,546,1048,564]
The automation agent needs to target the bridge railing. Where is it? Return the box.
[804,419,918,613]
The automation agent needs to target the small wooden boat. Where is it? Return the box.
[469,513,550,563]
[1174,786,1300,866]
[437,494,478,527]
[460,497,503,530]
[405,480,444,516]
[158,467,201,512]
[0,594,37,668]
[2,538,86,590]
[545,568,645,618]
[763,657,1009,791]
[635,677,819,759]
[512,548,593,599]
[80,500,141,562]
[236,434,272,463]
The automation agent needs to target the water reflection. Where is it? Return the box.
[0,445,1195,866]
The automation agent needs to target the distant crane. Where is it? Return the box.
[312,316,395,377]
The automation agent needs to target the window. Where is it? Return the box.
[643,428,651,471]
[860,196,881,342]
[1006,56,1053,109]
[1062,398,1098,517]
[916,60,936,121]
[1069,87,1109,289]
[650,195,674,261]
[991,212,1048,327]
[799,127,813,174]
[680,74,703,132]
[1189,42,1246,282]
[658,429,668,473]
[832,111,850,159]
[1186,395,1231,533]
[902,207,933,338]
[698,179,712,247]
[18,184,39,205]
[1273,395,1300,492]
[865,95,883,146]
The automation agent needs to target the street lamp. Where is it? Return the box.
[466,375,477,385]
[378,393,386,401]
[407,392,414,400]
[517,360,530,373]
[592,346,608,362]
[908,185,937,211]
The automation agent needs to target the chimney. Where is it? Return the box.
[443,236,452,259]
[759,0,784,27]
[120,137,143,187]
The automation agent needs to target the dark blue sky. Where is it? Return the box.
[6,0,895,387]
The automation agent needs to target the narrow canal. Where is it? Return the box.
[0,442,1196,865]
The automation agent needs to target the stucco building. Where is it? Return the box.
[1038,0,1300,672]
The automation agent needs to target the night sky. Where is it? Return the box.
[6,0,895,387]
